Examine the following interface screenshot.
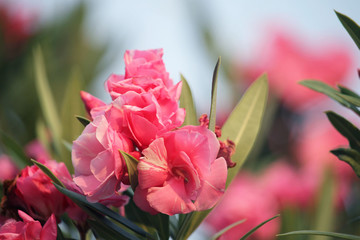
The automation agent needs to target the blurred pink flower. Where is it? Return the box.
[0,155,18,181]
[0,210,57,240]
[25,140,51,163]
[243,31,353,110]
[205,174,279,240]
[1,159,80,222]
[72,114,136,202]
[134,125,227,215]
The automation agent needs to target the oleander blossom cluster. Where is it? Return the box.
[73,49,228,215]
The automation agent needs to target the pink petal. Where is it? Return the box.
[40,214,57,240]
[133,187,159,215]
[90,150,114,182]
[194,157,227,211]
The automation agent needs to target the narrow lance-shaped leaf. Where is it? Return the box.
[331,148,360,178]
[211,219,246,240]
[0,130,31,168]
[335,10,360,50]
[120,150,139,190]
[31,159,66,188]
[221,73,269,187]
[338,84,360,98]
[240,215,280,240]
[53,184,152,239]
[335,92,360,107]
[181,74,269,239]
[76,115,91,127]
[208,57,221,132]
[277,230,360,240]
[179,74,197,126]
[326,111,360,151]
[33,46,63,156]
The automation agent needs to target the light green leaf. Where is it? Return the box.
[54,184,151,239]
[240,215,280,240]
[209,57,221,132]
[33,46,62,156]
[31,159,65,188]
[211,219,246,240]
[335,92,360,107]
[0,130,31,168]
[335,10,360,50]
[120,150,139,190]
[221,73,269,187]
[180,74,269,239]
[338,84,360,98]
[179,74,197,126]
[331,148,360,178]
[326,111,360,151]
[277,230,360,240]
[76,115,91,127]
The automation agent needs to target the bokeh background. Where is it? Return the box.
[1,1,360,239]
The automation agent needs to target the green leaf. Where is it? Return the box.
[76,115,91,127]
[180,74,269,239]
[277,230,360,240]
[179,74,197,126]
[335,10,360,50]
[208,57,221,132]
[221,74,269,188]
[31,159,66,188]
[338,84,360,98]
[120,150,139,190]
[211,219,246,240]
[33,46,63,156]
[0,130,31,168]
[53,184,151,239]
[331,148,360,178]
[240,215,280,240]
[124,197,169,240]
[335,92,360,107]
[326,111,360,151]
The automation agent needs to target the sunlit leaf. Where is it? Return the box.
[33,46,63,156]
[277,230,360,240]
[31,159,66,188]
[331,148,360,178]
[240,215,280,240]
[221,74,269,187]
[179,74,197,126]
[211,219,246,240]
[326,111,360,151]
[120,150,139,190]
[335,10,360,50]
[0,130,31,168]
[209,57,221,132]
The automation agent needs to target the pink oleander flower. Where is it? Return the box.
[242,30,353,111]
[0,210,57,240]
[80,90,106,117]
[205,174,279,240]
[1,159,80,223]
[72,114,137,202]
[133,125,227,215]
[0,155,18,181]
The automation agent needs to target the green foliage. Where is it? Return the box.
[331,148,360,178]
[239,215,280,240]
[210,219,246,240]
[179,74,197,126]
[76,116,91,127]
[208,57,221,132]
[335,11,360,50]
[120,150,139,190]
[31,159,66,188]
[0,130,31,168]
[277,230,360,240]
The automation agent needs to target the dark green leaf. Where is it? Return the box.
[33,46,63,156]
[76,115,91,127]
[0,130,31,168]
[179,74,197,126]
[208,57,221,132]
[278,230,360,239]
[31,159,66,188]
[54,184,150,238]
[335,10,360,50]
[338,85,360,98]
[240,214,280,240]
[120,150,139,190]
[326,111,360,151]
[331,148,360,178]
[211,219,246,240]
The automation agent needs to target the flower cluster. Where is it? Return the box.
[73,49,228,215]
